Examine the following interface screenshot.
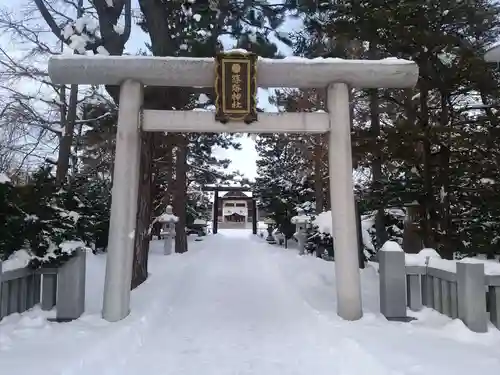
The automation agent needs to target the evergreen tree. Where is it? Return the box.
[289,0,500,258]
[254,133,315,236]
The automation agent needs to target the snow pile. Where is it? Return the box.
[405,248,500,275]
[225,48,253,54]
[405,248,441,266]
[291,213,311,224]
[197,93,210,104]
[257,221,267,229]
[156,205,179,223]
[459,258,500,275]
[157,213,179,223]
[1,249,32,271]
[380,241,403,252]
[262,55,414,64]
[1,241,89,272]
[312,211,332,234]
[313,210,375,253]
[0,173,10,183]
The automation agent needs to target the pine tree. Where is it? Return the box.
[291,0,500,258]
[254,133,315,236]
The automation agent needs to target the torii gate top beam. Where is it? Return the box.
[48,55,418,89]
[201,185,253,192]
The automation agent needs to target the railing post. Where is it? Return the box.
[55,249,86,321]
[488,284,500,330]
[457,261,487,333]
[41,272,57,311]
[379,241,407,320]
[406,273,422,311]
[433,277,442,313]
[441,280,451,317]
[33,273,41,305]
[450,281,458,319]
[9,279,20,314]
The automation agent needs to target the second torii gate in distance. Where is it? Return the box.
[202,185,258,235]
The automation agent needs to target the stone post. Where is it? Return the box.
[379,241,408,320]
[56,249,86,322]
[489,284,500,330]
[457,261,487,333]
[102,79,142,322]
[406,272,423,311]
[327,82,363,321]
[41,271,58,311]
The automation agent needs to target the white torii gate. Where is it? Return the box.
[48,54,418,323]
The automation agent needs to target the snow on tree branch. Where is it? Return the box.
[34,0,131,55]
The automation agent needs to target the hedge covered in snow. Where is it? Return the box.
[0,167,97,270]
[307,208,405,261]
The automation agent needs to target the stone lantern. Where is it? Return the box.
[291,208,311,255]
[157,205,179,255]
[263,217,276,244]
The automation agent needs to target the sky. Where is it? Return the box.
[0,0,298,180]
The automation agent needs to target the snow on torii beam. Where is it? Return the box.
[47,54,418,324]
[48,55,418,133]
[48,55,418,88]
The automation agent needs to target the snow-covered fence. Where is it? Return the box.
[0,249,86,322]
[379,244,500,333]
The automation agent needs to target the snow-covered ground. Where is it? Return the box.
[1,230,500,375]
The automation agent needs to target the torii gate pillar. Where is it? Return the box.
[102,80,142,322]
[327,83,362,319]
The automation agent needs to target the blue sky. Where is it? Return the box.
[0,0,298,180]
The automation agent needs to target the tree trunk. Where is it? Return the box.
[370,87,387,249]
[164,135,174,208]
[313,138,324,214]
[174,136,188,254]
[131,132,154,289]
[55,0,83,184]
[368,44,387,249]
[437,92,452,259]
[419,83,436,249]
[56,84,78,184]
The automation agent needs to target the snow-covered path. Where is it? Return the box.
[2,230,500,375]
[96,230,354,375]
